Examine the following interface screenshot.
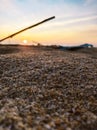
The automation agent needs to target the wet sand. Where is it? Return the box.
[0,46,97,130]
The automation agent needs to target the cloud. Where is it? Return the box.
[44,15,97,29]
[84,0,97,6]
[85,0,95,4]
[63,15,97,25]
[0,0,16,12]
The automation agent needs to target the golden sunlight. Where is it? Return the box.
[23,40,28,44]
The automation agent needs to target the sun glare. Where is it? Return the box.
[23,40,28,44]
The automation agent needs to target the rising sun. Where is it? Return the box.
[23,40,28,44]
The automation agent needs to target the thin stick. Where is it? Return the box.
[0,16,55,42]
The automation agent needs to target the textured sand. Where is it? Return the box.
[0,46,97,130]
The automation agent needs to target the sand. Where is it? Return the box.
[0,46,97,130]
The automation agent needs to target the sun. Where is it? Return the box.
[23,40,28,44]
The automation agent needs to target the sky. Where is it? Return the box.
[0,0,97,46]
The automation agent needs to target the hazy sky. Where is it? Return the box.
[0,0,97,45]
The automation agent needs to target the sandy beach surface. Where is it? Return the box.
[0,46,97,130]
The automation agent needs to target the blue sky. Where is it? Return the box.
[0,0,97,45]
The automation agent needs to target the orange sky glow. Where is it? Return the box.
[0,0,97,46]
